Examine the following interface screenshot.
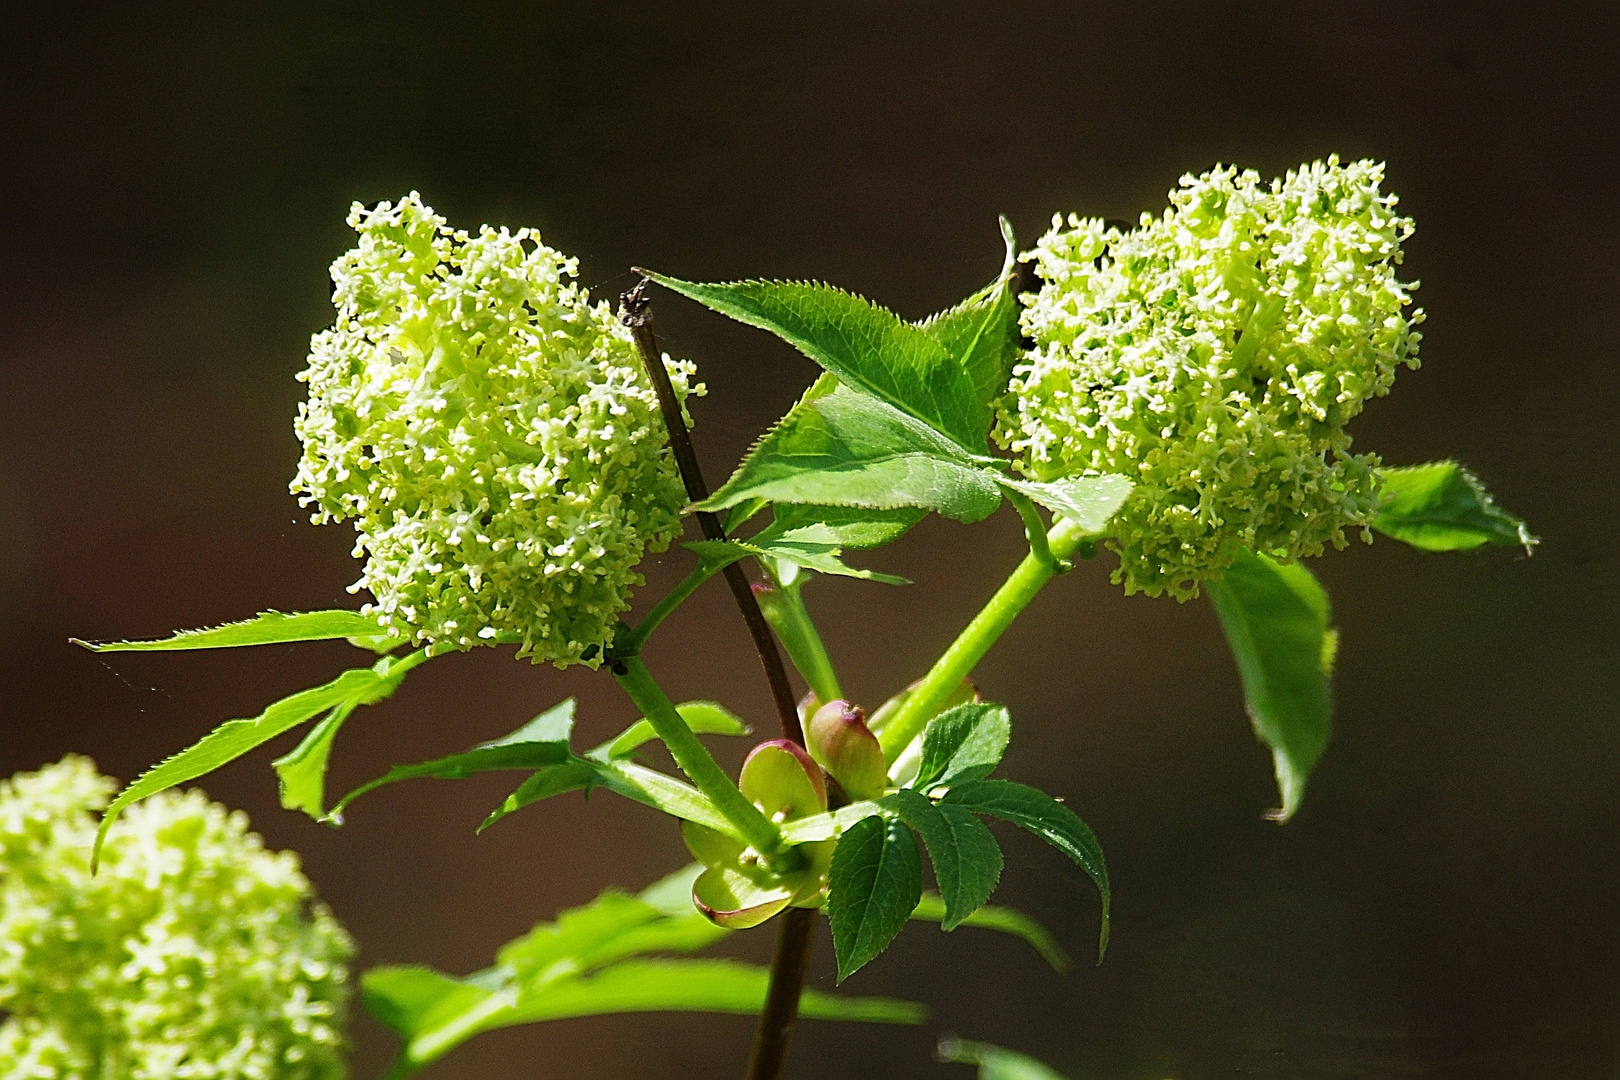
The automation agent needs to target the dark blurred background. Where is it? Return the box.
[1,4,1615,1078]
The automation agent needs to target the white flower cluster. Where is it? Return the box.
[999,158,1422,598]
[0,757,353,1080]
[292,194,700,665]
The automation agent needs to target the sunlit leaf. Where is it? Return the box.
[1374,461,1537,553]
[272,699,361,819]
[73,609,397,653]
[93,650,426,868]
[998,474,1135,534]
[916,217,1022,411]
[913,702,1011,791]
[1207,549,1334,821]
[605,701,752,759]
[755,504,926,551]
[643,273,988,449]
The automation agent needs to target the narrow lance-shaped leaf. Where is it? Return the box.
[938,1038,1070,1080]
[916,216,1023,411]
[884,789,1003,930]
[272,699,362,819]
[827,812,924,981]
[605,701,752,759]
[943,779,1110,960]
[697,380,1004,524]
[1374,461,1537,553]
[909,894,1070,971]
[72,608,398,653]
[643,272,988,450]
[1206,548,1334,822]
[93,650,427,868]
[327,699,576,822]
[912,702,1012,791]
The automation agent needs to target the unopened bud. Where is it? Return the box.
[739,739,827,821]
[806,700,888,801]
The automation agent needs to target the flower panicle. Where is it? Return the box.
[1000,156,1422,598]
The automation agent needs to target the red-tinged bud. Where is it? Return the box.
[806,700,888,801]
[739,739,827,821]
[797,690,822,726]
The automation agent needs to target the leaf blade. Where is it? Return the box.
[885,789,1003,930]
[909,894,1070,971]
[1374,461,1537,553]
[1206,549,1334,821]
[73,609,396,653]
[827,813,924,981]
[913,702,1012,791]
[916,216,1022,411]
[998,474,1135,535]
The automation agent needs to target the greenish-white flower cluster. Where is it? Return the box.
[0,757,353,1080]
[999,157,1422,598]
[293,194,700,665]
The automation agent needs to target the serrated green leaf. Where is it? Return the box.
[72,608,397,653]
[327,699,575,822]
[644,273,988,450]
[271,699,361,819]
[943,779,1109,960]
[885,789,1002,930]
[755,503,926,551]
[478,761,598,832]
[916,216,1022,410]
[604,700,752,759]
[913,702,1012,791]
[909,894,1069,971]
[697,384,1004,524]
[827,813,924,981]
[938,1038,1070,1080]
[998,474,1135,535]
[584,758,743,838]
[1374,461,1537,553]
[1207,548,1333,821]
[93,650,426,868]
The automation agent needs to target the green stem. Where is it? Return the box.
[1004,488,1063,572]
[877,516,1091,761]
[612,655,783,854]
[622,559,724,655]
[754,576,843,704]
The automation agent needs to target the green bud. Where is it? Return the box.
[739,739,827,823]
[806,700,888,802]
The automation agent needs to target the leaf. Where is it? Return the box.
[93,650,426,868]
[478,761,598,832]
[885,789,1002,930]
[827,813,924,981]
[583,758,743,838]
[1374,461,1537,553]
[916,216,1022,410]
[1206,548,1334,822]
[272,699,361,819]
[779,799,885,844]
[910,895,1070,971]
[643,273,988,450]
[756,504,926,550]
[998,474,1136,534]
[913,702,1012,791]
[943,779,1109,959]
[605,701,752,759]
[687,538,909,586]
[72,608,398,653]
[697,384,1004,524]
[938,1038,1070,1080]
[327,699,576,822]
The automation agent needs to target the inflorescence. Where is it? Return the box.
[292,194,701,665]
[999,157,1422,598]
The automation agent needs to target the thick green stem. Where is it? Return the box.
[612,656,783,855]
[877,517,1091,761]
[754,577,842,704]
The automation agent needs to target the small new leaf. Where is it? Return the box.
[827,813,924,981]
[913,702,1012,791]
[1207,549,1334,821]
[943,779,1110,959]
[72,608,398,653]
[642,272,988,450]
[998,474,1136,535]
[885,789,1003,930]
[1374,461,1537,553]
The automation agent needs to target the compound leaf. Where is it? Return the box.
[885,789,1003,930]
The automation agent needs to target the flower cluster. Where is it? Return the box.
[0,757,353,1080]
[998,157,1422,598]
[292,194,700,665]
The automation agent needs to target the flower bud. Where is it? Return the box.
[806,700,888,801]
[739,739,827,822]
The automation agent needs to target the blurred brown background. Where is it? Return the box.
[1,4,1615,1078]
